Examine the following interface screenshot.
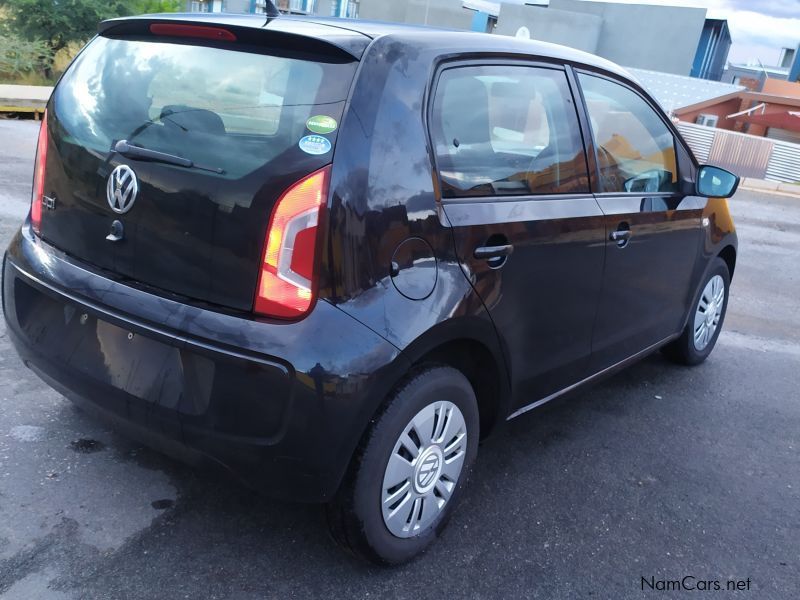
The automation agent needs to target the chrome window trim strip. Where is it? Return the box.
[438,193,707,227]
[441,195,603,227]
[595,194,708,215]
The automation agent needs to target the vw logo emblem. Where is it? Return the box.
[416,452,440,490]
[106,165,139,214]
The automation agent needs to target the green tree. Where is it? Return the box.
[1,0,130,70]
[0,33,53,78]
[0,0,181,77]
[133,0,182,12]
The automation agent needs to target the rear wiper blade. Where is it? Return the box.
[114,140,224,174]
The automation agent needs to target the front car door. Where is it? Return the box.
[429,61,606,413]
[575,72,706,372]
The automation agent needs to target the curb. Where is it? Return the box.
[0,85,53,119]
[740,178,800,198]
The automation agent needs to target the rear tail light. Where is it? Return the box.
[254,166,331,319]
[31,110,48,234]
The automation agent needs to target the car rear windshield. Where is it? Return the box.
[54,35,357,179]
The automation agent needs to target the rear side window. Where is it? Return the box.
[430,65,589,198]
[578,73,679,194]
[54,36,356,179]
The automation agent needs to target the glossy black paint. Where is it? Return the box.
[446,195,607,406]
[2,15,738,502]
[590,194,705,372]
[44,32,357,313]
[3,227,407,501]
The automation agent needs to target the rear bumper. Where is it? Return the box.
[3,225,406,502]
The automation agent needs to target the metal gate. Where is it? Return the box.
[676,121,800,184]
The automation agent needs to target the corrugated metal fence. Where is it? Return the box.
[676,121,800,184]
[676,122,714,163]
[766,142,800,183]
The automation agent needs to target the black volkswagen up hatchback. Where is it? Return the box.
[3,12,739,564]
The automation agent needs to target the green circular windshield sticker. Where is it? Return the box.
[306,115,338,135]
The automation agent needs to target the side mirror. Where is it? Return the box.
[696,165,739,198]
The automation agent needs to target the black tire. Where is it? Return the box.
[662,257,730,366]
[326,365,480,565]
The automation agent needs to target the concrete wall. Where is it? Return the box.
[319,0,707,76]
[492,0,707,75]
[548,0,707,75]
[357,0,473,30]
[314,0,335,17]
[184,0,251,13]
[494,4,601,54]
[357,0,406,23]
[226,0,252,13]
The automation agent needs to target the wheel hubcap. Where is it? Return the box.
[693,274,725,351]
[381,401,467,538]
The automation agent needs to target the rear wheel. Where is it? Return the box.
[662,257,730,365]
[327,366,479,565]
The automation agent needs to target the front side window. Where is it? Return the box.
[579,73,679,194]
[430,65,590,198]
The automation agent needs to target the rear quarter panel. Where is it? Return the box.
[321,35,510,410]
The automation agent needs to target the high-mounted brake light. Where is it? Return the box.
[149,24,237,42]
[31,110,48,234]
[254,166,331,319]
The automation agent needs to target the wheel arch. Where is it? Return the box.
[718,244,737,279]
[397,318,511,439]
[327,316,509,502]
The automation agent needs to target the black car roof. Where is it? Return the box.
[99,12,632,80]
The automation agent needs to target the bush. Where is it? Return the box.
[0,0,182,83]
[0,33,54,80]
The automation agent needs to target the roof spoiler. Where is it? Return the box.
[97,14,367,60]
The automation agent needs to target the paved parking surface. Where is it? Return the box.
[0,119,798,599]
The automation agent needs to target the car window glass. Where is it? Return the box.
[54,36,354,180]
[430,65,589,198]
[146,53,305,136]
[578,73,679,194]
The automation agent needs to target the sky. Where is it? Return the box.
[583,0,800,66]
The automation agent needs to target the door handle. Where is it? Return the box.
[474,244,514,260]
[609,230,631,242]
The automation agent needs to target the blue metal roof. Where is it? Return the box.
[628,67,745,114]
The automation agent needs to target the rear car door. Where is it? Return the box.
[429,62,606,411]
[575,72,704,371]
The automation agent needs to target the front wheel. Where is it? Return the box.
[662,257,730,365]
[326,366,479,565]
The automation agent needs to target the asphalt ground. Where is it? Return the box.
[0,119,797,599]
